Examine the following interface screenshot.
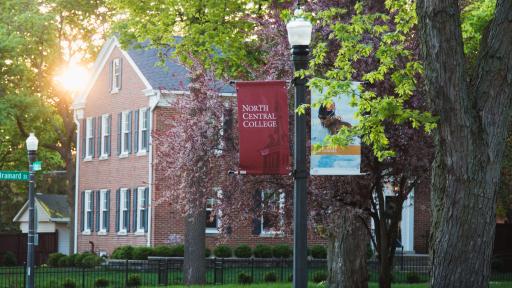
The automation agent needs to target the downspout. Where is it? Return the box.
[73,109,81,254]
[147,90,160,247]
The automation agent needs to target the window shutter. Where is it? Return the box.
[106,190,110,232]
[223,108,234,150]
[133,188,138,232]
[144,187,149,233]
[119,58,123,90]
[145,109,150,150]
[81,191,85,232]
[115,189,120,232]
[97,117,102,157]
[81,119,86,159]
[95,190,100,232]
[117,113,122,155]
[91,117,96,158]
[252,189,262,235]
[126,189,131,232]
[107,115,112,156]
[127,111,132,154]
[89,191,94,231]
[134,110,139,153]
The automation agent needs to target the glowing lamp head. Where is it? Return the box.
[26,133,38,151]
[286,8,313,46]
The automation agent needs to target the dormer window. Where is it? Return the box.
[111,58,122,93]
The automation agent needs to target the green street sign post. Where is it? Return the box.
[0,171,29,181]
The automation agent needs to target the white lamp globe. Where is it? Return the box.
[26,133,38,151]
[286,8,313,46]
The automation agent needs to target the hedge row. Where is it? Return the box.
[110,244,327,260]
[47,252,103,268]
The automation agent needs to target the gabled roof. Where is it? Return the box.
[73,36,234,109]
[13,194,70,222]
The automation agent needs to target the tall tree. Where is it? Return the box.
[416,0,512,287]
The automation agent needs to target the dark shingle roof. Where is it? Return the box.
[36,194,70,220]
[126,41,235,94]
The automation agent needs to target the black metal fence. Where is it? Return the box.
[1,256,511,288]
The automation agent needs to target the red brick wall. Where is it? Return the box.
[414,178,431,254]
[77,46,150,254]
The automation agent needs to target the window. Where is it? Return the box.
[100,115,110,158]
[261,190,285,235]
[119,188,129,233]
[138,108,149,153]
[85,117,93,159]
[135,187,148,233]
[111,58,121,92]
[83,190,93,233]
[99,190,108,233]
[121,111,131,155]
[206,190,222,234]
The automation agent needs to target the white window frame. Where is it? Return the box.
[98,189,108,234]
[261,190,285,236]
[83,190,92,234]
[206,189,222,234]
[111,58,121,93]
[138,108,148,155]
[85,117,93,160]
[120,111,130,156]
[118,188,128,235]
[135,187,146,234]
[100,114,109,159]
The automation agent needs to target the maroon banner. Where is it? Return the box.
[236,81,290,175]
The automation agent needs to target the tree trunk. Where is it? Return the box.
[183,208,206,284]
[327,207,369,288]
[417,0,512,287]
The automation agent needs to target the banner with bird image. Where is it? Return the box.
[310,83,361,175]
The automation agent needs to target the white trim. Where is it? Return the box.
[135,187,146,233]
[73,109,80,253]
[121,111,130,155]
[100,114,109,158]
[138,107,148,153]
[260,190,285,235]
[82,190,93,234]
[147,96,158,247]
[111,58,121,93]
[98,189,108,233]
[85,117,93,158]
[118,188,128,234]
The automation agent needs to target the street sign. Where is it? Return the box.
[32,161,42,171]
[0,171,29,181]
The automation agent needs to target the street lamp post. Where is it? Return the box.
[25,133,38,288]
[287,8,312,288]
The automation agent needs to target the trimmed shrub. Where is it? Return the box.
[310,245,327,259]
[288,274,293,282]
[68,254,79,267]
[205,248,211,258]
[272,244,292,258]
[313,271,327,283]
[264,272,277,282]
[75,252,94,267]
[234,245,252,258]
[492,257,506,273]
[405,272,421,283]
[213,245,232,258]
[127,274,142,287]
[253,244,272,258]
[63,278,77,288]
[132,247,153,260]
[81,254,102,268]
[94,278,109,287]
[152,245,173,257]
[237,272,253,284]
[111,245,134,260]
[170,245,184,257]
[58,256,72,267]
[48,253,65,267]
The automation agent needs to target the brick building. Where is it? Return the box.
[72,36,431,256]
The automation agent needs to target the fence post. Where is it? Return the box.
[23,262,27,288]
[125,259,129,287]
[82,266,85,288]
[280,258,284,282]
[251,258,254,281]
